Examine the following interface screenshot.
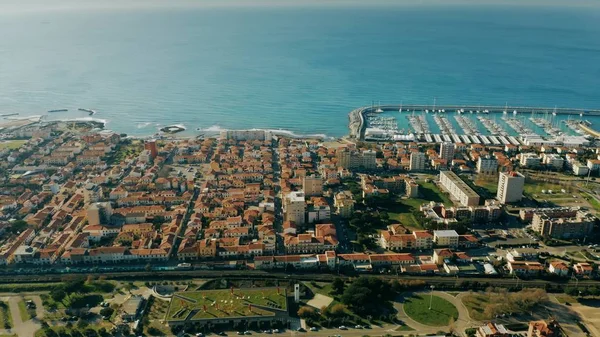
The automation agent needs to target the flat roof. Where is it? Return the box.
[439,171,479,197]
[434,230,459,237]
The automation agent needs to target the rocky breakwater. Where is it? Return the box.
[348,107,366,139]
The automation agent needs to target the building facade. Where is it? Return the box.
[409,152,426,171]
[497,171,525,203]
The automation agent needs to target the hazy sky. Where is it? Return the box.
[0,0,599,14]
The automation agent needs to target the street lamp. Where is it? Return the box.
[429,285,435,310]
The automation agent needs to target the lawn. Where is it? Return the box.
[144,296,172,336]
[0,301,12,329]
[388,182,451,229]
[305,282,334,298]
[17,299,33,321]
[583,193,600,213]
[167,288,287,321]
[403,294,458,326]
[473,177,498,195]
[554,294,577,304]
[0,140,26,150]
[524,181,572,196]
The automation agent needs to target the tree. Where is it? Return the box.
[50,289,67,302]
[100,307,114,317]
[76,318,88,329]
[84,327,98,337]
[148,327,163,336]
[332,278,345,295]
[297,306,318,320]
[329,303,349,318]
[341,277,396,316]
[565,287,579,296]
[7,220,28,234]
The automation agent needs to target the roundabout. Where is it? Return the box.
[403,293,459,327]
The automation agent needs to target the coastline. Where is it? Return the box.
[4,103,600,141]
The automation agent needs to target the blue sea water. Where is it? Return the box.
[0,2,599,137]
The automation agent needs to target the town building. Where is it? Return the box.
[439,142,455,163]
[409,151,426,171]
[333,191,355,218]
[497,171,524,204]
[531,209,595,239]
[527,320,563,337]
[439,170,480,206]
[572,161,590,176]
[87,202,113,226]
[477,155,498,175]
[520,153,541,168]
[476,322,510,337]
[283,191,305,226]
[302,175,323,197]
[336,148,377,170]
[144,140,158,160]
[433,230,459,247]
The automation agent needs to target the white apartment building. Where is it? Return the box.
[520,153,541,168]
[572,161,589,176]
[433,230,459,247]
[542,154,564,170]
[439,170,480,206]
[497,171,525,204]
[477,155,498,175]
[409,152,426,171]
[283,191,306,226]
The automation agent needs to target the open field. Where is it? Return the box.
[403,294,458,326]
[167,288,287,321]
[524,181,572,196]
[473,177,498,195]
[0,140,26,150]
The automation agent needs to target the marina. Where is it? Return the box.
[476,116,509,136]
[433,114,455,134]
[406,114,430,134]
[454,115,479,135]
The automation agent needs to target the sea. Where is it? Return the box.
[0,1,599,138]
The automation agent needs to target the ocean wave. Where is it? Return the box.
[136,122,152,129]
[196,125,225,132]
[65,117,108,125]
